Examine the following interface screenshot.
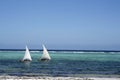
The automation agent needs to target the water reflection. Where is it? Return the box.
[23,61,31,68]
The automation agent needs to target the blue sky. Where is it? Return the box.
[0,0,120,50]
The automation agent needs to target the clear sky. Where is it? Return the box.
[0,0,120,50]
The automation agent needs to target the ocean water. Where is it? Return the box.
[0,50,120,77]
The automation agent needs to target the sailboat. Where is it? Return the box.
[20,46,32,62]
[40,45,51,61]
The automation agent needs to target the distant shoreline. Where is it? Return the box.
[0,49,120,52]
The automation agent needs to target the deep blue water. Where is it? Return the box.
[0,51,120,77]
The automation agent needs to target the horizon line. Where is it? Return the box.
[0,49,120,52]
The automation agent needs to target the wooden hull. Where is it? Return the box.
[40,58,50,62]
[19,59,32,62]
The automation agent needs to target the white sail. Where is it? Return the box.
[41,45,51,60]
[23,46,32,61]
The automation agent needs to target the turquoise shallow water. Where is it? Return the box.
[0,51,120,76]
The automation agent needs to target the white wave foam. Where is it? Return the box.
[30,51,40,52]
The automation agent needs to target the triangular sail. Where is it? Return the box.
[41,45,51,60]
[23,46,32,61]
